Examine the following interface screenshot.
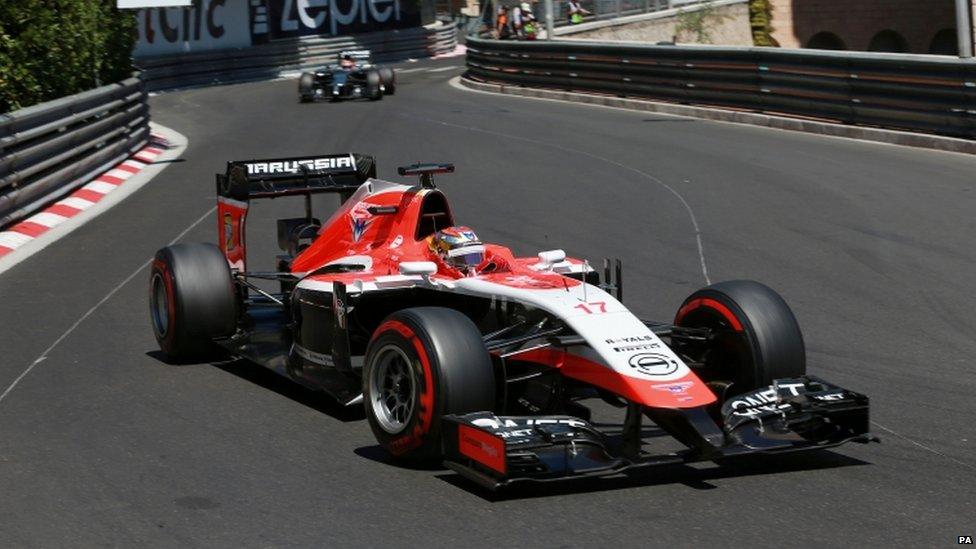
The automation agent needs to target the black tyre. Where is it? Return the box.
[363,307,495,461]
[298,73,315,102]
[378,67,396,95]
[673,280,805,399]
[365,70,383,100]
[149,243,237,360]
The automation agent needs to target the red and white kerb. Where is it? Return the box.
[0,138,168,259]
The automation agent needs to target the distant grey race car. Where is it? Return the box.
[298,50,396,102]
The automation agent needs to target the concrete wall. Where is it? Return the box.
[559,0,752,45]
[767,0,971,53]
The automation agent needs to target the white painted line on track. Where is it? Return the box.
[0,205,217,406]
[426,65,462,73]
[404,102,712,286]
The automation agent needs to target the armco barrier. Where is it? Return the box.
[466,37,976,139]
[0,76,149,227]
[139,22,458,90]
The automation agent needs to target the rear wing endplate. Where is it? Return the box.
[216,153,376,201]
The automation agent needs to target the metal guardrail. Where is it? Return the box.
[0,75,149,227]
[466,37,976,139]
[139,23,458,91]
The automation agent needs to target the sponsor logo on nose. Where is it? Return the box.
[628,353,678,376]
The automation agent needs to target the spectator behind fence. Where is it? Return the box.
[511,3,524,38]
[568,0,590,24]
[495,5,511,39]
[521,2,538,40]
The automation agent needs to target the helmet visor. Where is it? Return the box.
[447,244,485,268]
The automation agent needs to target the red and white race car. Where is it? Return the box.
[149,153,874,489]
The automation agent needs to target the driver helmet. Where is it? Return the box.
[428,226,485,275]
[340,54,356,69]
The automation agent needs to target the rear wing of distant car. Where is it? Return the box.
[216,153,376,270]
[338,50,372,62]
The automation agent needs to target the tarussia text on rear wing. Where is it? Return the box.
[216,153,376,201]
[214,152,376,272]
[245,155,355,177]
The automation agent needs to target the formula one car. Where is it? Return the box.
[298,50,395,102]
[149,153,874,490]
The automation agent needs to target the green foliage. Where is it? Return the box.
[674,2,731,45]
[0,1,136,113]
[749,0,778,47]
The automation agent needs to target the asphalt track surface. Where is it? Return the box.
[1,55,975,547]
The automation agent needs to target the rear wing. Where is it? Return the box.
[216,153,376,201]
[215,153,375,271]
[339,49,372,61]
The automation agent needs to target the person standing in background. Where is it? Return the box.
[521,2,537,40]
[495,5,511,38]
[511,3,524,38]
[568,0,590,24]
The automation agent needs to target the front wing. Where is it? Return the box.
[442,376,875,490]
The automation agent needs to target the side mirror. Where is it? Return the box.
[399,261,438,277]
[536,249,566,268]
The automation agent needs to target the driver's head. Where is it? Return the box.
[428,226,484,275]
[340,55,356,69]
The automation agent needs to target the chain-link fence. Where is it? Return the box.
[554,0,669,27]
[470,0,714,37]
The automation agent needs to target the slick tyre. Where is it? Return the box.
[364,307,495,462]
[378,67,396,95]
[674,280,805,398]
[366,70,383,100]
[299,72,314,102]
[149,243,236,361]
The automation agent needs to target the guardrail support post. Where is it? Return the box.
[545,0,555,40]
[957,0,974,57]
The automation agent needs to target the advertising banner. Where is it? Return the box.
[133,0,425,57]
[134,0,252,57]
[260,0,421,40]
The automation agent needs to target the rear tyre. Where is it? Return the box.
[378,67,396,95]
[673,280,805,399]
[363,307,495,462]
[366,70,383,101]
[298,73,315,102]
[149,243,237,360]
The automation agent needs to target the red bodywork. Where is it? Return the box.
[221,181,714,409]
[289,184,583,288]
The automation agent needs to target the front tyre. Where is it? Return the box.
[363,307,495,462]
[673,280,805,399]
[298,72,315,102]
[378,67,396,95]
[149,243,237,360]
[365,70,383,101]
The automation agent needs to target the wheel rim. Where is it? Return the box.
[150,272,169,338]
[368,344,416,434]
[677,307,753,393]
